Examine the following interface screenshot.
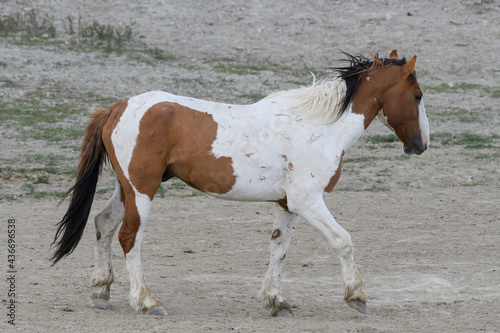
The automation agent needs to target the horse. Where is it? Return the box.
[51,50,429,317]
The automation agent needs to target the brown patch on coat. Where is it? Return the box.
[275,198,290,212]
[272,229,281,239]
[96,232,101,240]
[287,162,294,171]
[324,151,345,193]
[129,102,236,196]
[117,182,142,255]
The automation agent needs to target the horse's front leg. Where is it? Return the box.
[259,205,299,317]
[291,196,367,314]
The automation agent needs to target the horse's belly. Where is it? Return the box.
[207,181,285,202]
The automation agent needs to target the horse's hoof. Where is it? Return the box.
[348,300,367,314]
[145,305,168,316]
[93,298,111,310]
[273,308,294,318]
[271,301,294,318]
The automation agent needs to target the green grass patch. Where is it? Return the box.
[344,156,378,163]
[20,126,86,142]
[81,92,122,106]
[424,82,500,98]
[365,134,399,144]
[1,166,60,175]
[21,182,35,194]
[435,107,482,123]
[148,48,176,61]
[0,9,56,38]
[23,153,70,165]
[431,132,500,148]
[63,15,134,49]
[459,182,486,187]
[0,99,84,125]
[168,181,187,190]
[33,175,50,184]
[375,168,391,177]
[0,194,16,201]
[20,166,59,174]
[237,93,267,102]
[454,133,499,148]
[423,82,483,93]
[1,78,21,88]
[474,154,497,159]
[0,98,87,143]
[32,191,66,199]
[156,185,166,198]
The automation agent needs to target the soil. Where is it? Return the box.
[1,0,499,332]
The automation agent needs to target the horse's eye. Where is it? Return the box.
[414,95,422,103]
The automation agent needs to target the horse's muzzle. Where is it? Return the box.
[404,137,427,155]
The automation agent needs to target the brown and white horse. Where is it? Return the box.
[52,50,429,317]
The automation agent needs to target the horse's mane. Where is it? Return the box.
[264,53,410,124]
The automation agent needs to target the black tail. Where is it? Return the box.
[51,108,112,264]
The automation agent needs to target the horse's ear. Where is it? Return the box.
[389,50,399,59]
[404,55,417,74]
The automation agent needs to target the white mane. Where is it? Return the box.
[264,76,347,124]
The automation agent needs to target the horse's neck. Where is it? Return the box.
[327,103,368,153]
[349,71,393,130]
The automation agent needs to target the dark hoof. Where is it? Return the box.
[92,298,111,310]
[271,301,294,317]
[145,306,168,316]
[273,308,294,318]
[348,300,367,314]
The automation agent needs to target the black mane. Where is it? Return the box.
[330,53,411,115]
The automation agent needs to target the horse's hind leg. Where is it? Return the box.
[259,205,299,317]
[90,177,125,310]
[118,174,167,315]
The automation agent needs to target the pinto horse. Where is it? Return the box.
[52,50,429,317]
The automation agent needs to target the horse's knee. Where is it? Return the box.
[338,231,353,253]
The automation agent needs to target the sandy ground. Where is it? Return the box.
[1,0,500,332]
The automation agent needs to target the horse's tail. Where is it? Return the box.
[51,108,112,264]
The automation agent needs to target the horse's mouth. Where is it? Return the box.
[404,143,427,155]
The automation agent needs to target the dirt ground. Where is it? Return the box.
[1,0,499,332]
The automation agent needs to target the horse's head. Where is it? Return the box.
[377,50,430,155]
